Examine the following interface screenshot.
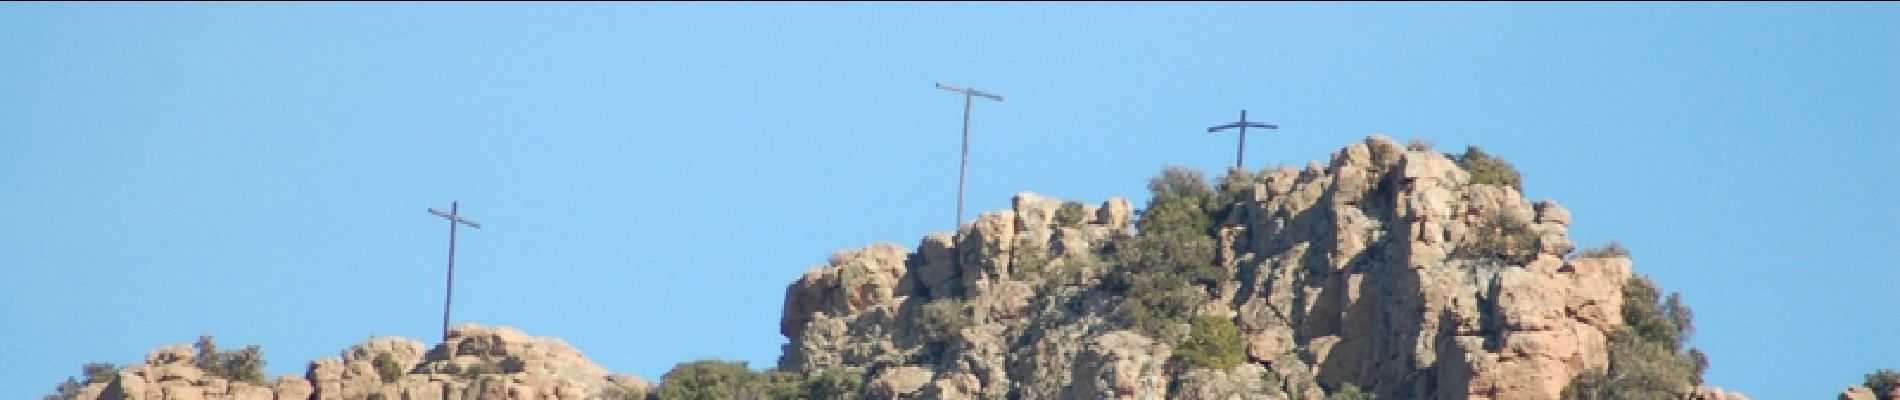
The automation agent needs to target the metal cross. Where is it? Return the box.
[936,82,1003,231]
[1206,110,1279,170]
[428,201,481,342]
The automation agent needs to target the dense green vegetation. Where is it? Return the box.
[194,335,266,385]
[1175,316,1246,371]
[1054,200,1089,229]
[657,360,862,400]
[1563,274,1709,399]
[372,352,405,383]
[1455,146,1523,192]
[1107,167,1226,340]
[1866,369,1900,400]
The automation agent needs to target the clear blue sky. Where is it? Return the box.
[2,3,1894,398]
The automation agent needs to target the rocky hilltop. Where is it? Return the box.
[777,135,1740,399]
[51,324,651,400]
[50,136,1765,400]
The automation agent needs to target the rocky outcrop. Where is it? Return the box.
[1838,384,1898,400]
[66,324,649,400]
[776,135,1717,399]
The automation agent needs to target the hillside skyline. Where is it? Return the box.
[4,3,1897,399]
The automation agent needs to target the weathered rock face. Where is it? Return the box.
[68,324,649,400]
[777,136,1702,399]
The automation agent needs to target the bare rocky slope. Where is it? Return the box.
[50,136,1761,400]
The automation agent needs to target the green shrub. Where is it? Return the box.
[660,360,755,400]
[803,367,863,400]
[1456,146,1523,192]
[1451,210,1538,265]
[44,362,118,400]
[82,363,118,385]
[1175,316,1245,371]
[1867,369,1900,400]
[919,298,969,343]
[752,370,806,400]
[1109,233,1219,339]
[1575,241,1630,259]
[194,335,266,385]
[1055,201,1089,228]
[43,378,81,400]
[1407,138,1435,152]
[658,360,860,400]
[1138,167,1215,237]
[1011,242,1051,281]
[372,352,405,383]
[42,360,117,398]
[596,384,653,400]
[1562,275,1705,399]
[1109,167,1232,339]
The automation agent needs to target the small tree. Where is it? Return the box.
[918,298,969,344]
[44,377,81,400]
[195,335,225,377]
[1108,233,1219,339]
[1175,316,1245,371]
[1867,369,1900,400]
[44,363,119,400]
[1562,275,1705,399]
[372,352,406,383]
[1456,146,1523,192]
[226,345,266,384]
[1055,201,1089,228]
[82,363,118,385]
[804,367,863,400]
[1138,167,1215,237]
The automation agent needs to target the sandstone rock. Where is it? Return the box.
[1535,200,1572,226]
[272,376,312,400]
[867,366,934,397]
[1014,192,1064,233]
[1096,197,1134,231]
[1842,386,1877,400]
[69,324,649,400]
[916,232,959,296]
[146,344,195,366]
[1692,384,1752,400]
[766,136,1706,400]
[1069,330,1171,399]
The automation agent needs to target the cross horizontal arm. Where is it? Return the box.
[1207,122,1279,133]
[1207,122,1244,132]
[429,208,483,228]
[935,82,1004,101]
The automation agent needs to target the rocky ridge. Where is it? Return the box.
[48,135,1759,400]
[61,324,649,400]
[777,135,1741,399]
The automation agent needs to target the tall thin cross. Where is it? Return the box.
[935,82,1003,231]
[428,201,481,342]
[1206,110,1279,170]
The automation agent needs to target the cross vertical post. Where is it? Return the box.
[428,201,481,342]
[1207,109,1279,170]
[935,82,1003,232]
